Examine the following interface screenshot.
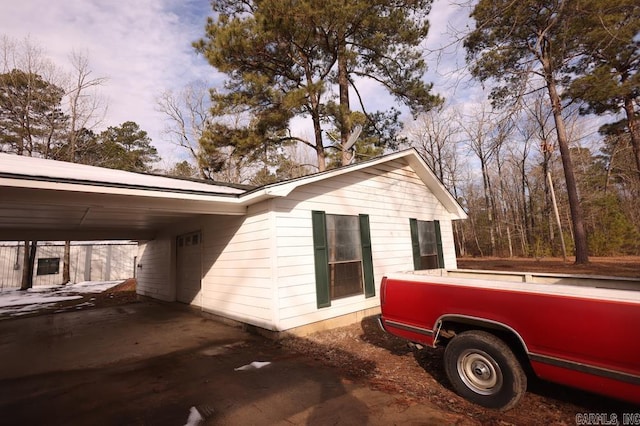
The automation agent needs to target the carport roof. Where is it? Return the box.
[0,154,249,241]
[0,153,248,196]
[0,149,465,241]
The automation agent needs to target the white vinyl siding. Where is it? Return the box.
[137,239,173,301]
[272,159,457,330]
[175,232,202,305]
[199,203,275,329]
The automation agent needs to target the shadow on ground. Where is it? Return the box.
[0,302,459,425]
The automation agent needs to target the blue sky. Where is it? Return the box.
[0,0,481,165]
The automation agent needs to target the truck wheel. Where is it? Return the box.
[444,330,527,410]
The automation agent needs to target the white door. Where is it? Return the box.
[176,231,202,305]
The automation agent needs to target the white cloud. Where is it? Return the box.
[1,0,220,164]
[0,0,485,166]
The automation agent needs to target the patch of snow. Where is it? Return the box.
[0,280,123,317]
[184,406,204,426]
[67,280,124,294]
[234,361,271,371]
[0,290,82,307]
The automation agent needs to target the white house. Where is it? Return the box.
[134,150,467,335]
[0,149,466,335]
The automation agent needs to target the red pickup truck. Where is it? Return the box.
[378,270,640,410]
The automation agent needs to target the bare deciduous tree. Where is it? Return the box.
[63,50,108,162]
[157,82,212,179]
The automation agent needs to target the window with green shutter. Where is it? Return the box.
[410,218,444,269]
[312,211,375,308]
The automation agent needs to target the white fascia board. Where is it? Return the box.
[0,153,244,195]
[405,154,468,220]
[0,176,239,203]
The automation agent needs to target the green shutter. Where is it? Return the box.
[359,214,375,298]
[434,220,445,268]
[409,218,421,270]
[311,211,330,308]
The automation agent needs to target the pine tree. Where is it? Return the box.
[194,0,440,172]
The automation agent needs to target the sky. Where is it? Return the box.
[0,0,478,166]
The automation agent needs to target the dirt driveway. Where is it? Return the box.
[0,301,460,426]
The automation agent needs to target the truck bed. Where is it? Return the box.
[388,269,640,302]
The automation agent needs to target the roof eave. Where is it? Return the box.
[405,154,468,220]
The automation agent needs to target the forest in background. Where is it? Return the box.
[405,99,640,259]
[1,0,639,264]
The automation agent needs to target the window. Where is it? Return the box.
[327,214,363,299]
[177,232,200,248]
[37,257,60,275]
[312,211,375,308]
[410,219,444,270]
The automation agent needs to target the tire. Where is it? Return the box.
[444,330,527,411]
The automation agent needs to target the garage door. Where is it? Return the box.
[176,231,202,305]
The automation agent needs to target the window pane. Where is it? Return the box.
[418,220,437,256]
[325,214,364,301]
[326,215,362,262]
[329,261,363,299]
[36,258,60,275]
[420,254,439,270]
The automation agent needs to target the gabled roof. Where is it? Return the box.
[0,149,465,240]
[242,148,467,219]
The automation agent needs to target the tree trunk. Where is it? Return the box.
[63,240,71,284]
[337,37,352,166]
[20,240,37,290]
[313,111,326,171]
[20,241,30,290]
[454,221,466,257]
[304,61,326,172]
[520,158,531,253]
[544,65,589,264]
[479,157,495,255]
[623,95,640,180]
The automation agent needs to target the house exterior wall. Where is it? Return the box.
[136,239,174,301]
[272,159,457,331]
[0,242,137,290]
[136,209,277,330]
[198,204,275,330]
[136,157,461,333]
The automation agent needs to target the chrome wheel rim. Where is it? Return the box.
[457,349,503,395]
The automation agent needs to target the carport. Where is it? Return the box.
[0,154,466,425]
[0,153,250,241]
